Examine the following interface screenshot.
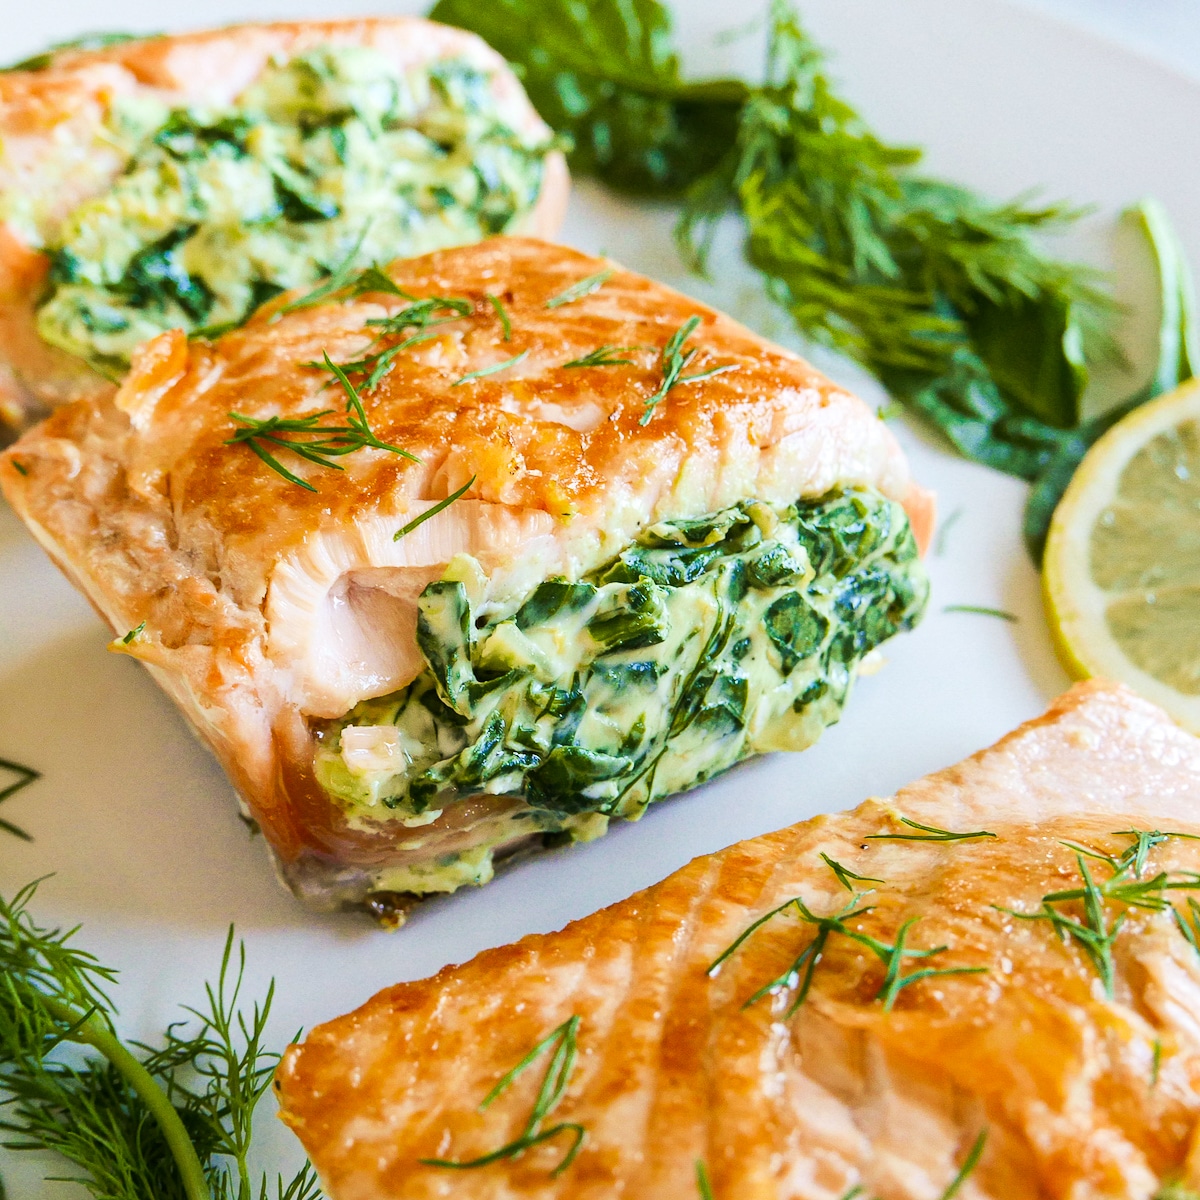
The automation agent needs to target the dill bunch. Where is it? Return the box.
[0,880,319,1200]
[428,0,1196,561]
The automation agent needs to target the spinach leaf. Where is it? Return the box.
[116,227,213,323]
[526,745,629,814]
[587,579,669,653]
[416,580,475,714]
[763,591,828,675]
[515,579,596,630]
[428,0,746,194]
[1023,199,1199,562]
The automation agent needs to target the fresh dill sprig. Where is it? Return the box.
[274,227,370,318]
[820,853,884,892]
[421,1015,585,1177]
[563,345,640,368]
[227,353,418,491]
[121,621,147,645]
[640,316,736,425]
[709,886,984,1014]
[394,476,476,542]
[934,507,963,557]
[1152,1038,1163,1088]
[9,459,27,477]
[695,1159,714,1199]
[0,758,38,842]
[485,292,512,340]
[1173,897,1200,961]
[544,269,613,309]
[451,350,529,387]
[0,880,318,1200]
[943,604,1019,622]
[866,815,997,843]
[941,1129,987,1200]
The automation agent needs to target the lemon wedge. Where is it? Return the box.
[1044,379,1200,732]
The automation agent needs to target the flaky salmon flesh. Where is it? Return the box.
[2,237,933,914]
[0,17,567,436]
[277,682,1200,1199]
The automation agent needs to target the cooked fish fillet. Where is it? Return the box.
[0,17,568,435]
[1,237,932,913]
[276,681,1200,1199]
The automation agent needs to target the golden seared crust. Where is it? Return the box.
[1,237,923,883]
[0,18,567,435]
[276,682,1200,1200]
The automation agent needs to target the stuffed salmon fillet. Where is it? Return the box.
[276,681,1200,1199]
[0,237,931,916]
[0,17,567,436]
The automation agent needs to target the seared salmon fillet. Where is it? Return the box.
[1,237,931,914]
[0,17,567,436]
[276,681,1200,1199]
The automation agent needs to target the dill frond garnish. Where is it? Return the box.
[394,475,476,542]
[1173,897,1200,961]
[485,292,512,340]
[10,459,27,477]
[640,316,736,425]
[943,604,1019,622]
[1152,1038,1163,1088]
[709,886,985,1014]
[227,352,418,491]
[121,621,147,645]
[820,853,884,892]
[941,1129,987,1200]
[1001,844,1200,997]
[563,345,640,368]
[0,879,319,1200]
[544,269,613,309]
[0,757,38,842]
[695,1159,715,1199]
[866,815,997,843]
[421,1015,585,1177]
[274,226,370,318]
[451,350,529,387]
[934,507,963,557]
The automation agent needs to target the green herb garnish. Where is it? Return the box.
[227,353,418,491]
[866,816,997,843]
[395,475,476,541]
[933,507,963,557]
[486,292,512,340]
[820,853,884,892]
[640,316,735,425]
[544,269,613,309]
[696,1160,715,1199]
[998,847,1200,997]
[421,1015,585,1176]
[10,459,28,477]
[121,621,147,645]
[710,885,985,1014]
[0,879,319,1199]
[451,350,529,387]
[943,604,1019,622]
[0,757,38,842]
[563,345,640,368]
[429,0,1198,566]
[1152,1038,1163,1088]
[941,1129,987,1200]
[273,227,370,318]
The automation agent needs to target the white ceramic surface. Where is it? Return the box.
[2,1,1198,1192]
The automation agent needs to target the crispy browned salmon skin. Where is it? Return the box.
[277,681,1200,1199]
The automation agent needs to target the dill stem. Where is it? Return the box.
[41,996,211,1200]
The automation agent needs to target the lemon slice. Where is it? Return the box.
[1044,379,1200,732]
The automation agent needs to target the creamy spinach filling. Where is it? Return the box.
[314,487,928,874]
[36,46,551,369]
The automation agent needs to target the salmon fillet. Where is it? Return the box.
[1,237,931,913]
[277,681,1200,1199]
[0,18,567,436]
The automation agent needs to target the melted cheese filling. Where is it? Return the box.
[35,45,551,369]
[314,487,929,895]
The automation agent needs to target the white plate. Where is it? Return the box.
[2,1,1198,1191]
